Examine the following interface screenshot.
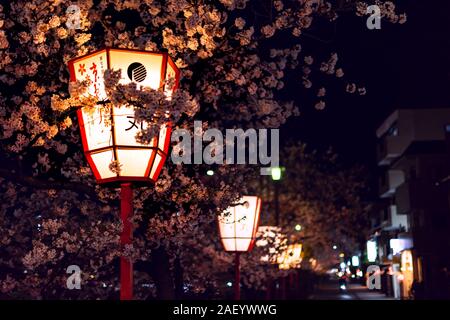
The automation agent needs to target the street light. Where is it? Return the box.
[218,196,261,300]
[68,48,180,300]
[270,167,282,181]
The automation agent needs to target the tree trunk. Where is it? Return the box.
[150,246,175,300]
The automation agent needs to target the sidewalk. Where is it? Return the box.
[347,282,396,300]
[308,279,397,300]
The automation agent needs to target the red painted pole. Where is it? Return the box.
[235,252,241,300]
[120,183,133,300]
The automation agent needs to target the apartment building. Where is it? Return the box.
[370,108,450,299]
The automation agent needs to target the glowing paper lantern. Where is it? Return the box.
[278,243,303,270]
[218,196,261,252]
[68,48,180,185]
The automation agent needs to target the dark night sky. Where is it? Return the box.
[280,0,450,169]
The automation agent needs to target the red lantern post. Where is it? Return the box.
[234,252,241,300]
[68,48,180,300]
[120,183,133,300]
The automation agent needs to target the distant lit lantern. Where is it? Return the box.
[278,243,303,270]
[218,196,261,300]
[68,48,180,185]
[68,48,180,300]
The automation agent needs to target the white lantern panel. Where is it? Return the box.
[108,50,164,90]
[219,212,237,250]
[116,149,153,177]
[71,50,108,101]
[79,107,113,151]
[112,105,147,147]
[221,239,235,251]
[236,238,253,252]
[90,150,116,179]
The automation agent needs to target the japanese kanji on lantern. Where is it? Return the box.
[68,48,180,185]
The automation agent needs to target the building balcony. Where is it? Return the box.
[382,205,409,231]
[379,170,405,198]
[377,135,405,166]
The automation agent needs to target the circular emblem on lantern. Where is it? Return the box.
[127,62,147,82]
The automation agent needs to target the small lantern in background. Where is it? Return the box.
[277,243,303,270]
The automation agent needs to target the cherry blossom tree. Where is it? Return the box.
[0,0,404,299]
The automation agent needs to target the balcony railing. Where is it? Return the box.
[377,135,404,166]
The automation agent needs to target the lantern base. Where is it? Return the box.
[95,177,156,189]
